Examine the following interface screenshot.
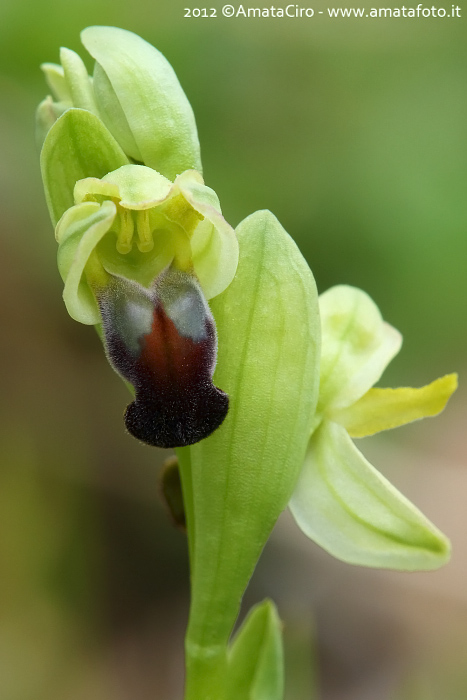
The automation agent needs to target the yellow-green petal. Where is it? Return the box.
[289,420,450,571]
[332,373,458,437]
[318,285,402,412]
[179,171,239,299]
[57,200,116,324]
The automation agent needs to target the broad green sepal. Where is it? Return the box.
[332,373,458,437]
[179,210,320,694]
[227,600,284,700]
[81,26,202,180]
[318,285,402,412]
[41,108,129,226]
[289,420,450,570]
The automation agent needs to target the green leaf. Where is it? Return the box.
[81,26,202,180]
[289,420,451,570]
[40,108,129,226]
[180,210,320,684]
[227,600,284,700]
[318,285,402,412]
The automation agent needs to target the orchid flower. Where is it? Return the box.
[290,285,457,570]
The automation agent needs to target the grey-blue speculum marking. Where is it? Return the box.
[98,268,229,448]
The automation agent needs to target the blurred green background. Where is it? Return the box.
[0,1,466,698]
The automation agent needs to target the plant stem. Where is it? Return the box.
[184,642,228,700]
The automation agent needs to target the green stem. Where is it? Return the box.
[176,447,233,700]
[184,642,228,700]
[175,447,195,568]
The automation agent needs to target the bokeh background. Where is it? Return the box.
[0,1,466,698]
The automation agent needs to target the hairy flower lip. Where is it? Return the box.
[99,268,229,449]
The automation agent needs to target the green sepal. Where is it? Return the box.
[59,47,98,113]
[81,26,202,181]
[227,600,284,700]
[40,108,129,227]
[289,420,451,570]
[179,210,320,696]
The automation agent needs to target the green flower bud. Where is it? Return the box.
[37,26,202,180]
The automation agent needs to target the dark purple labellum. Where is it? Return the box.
[98,268,229,448]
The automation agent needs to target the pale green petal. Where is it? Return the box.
[40,108,129,226]
[178,171,238,299]
[319,285,402,412]
[81,26,202,180]
[289,420,450,570]
[57,200,116,324]
[332,374,458,437]
[227,600,284,700]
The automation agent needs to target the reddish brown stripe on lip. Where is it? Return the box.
[98,270,229,448]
